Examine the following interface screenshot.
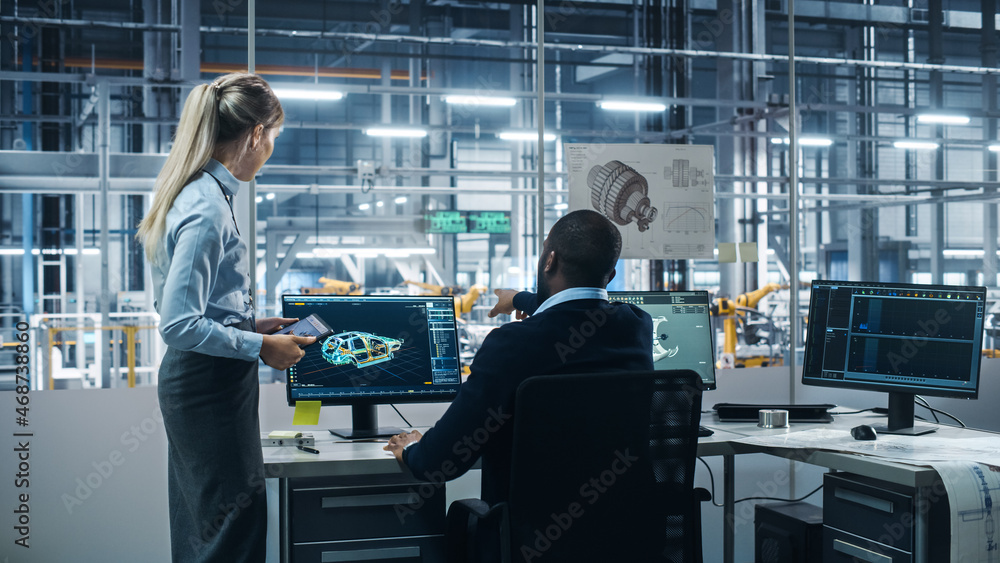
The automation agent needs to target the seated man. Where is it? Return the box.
[384,209,653,505]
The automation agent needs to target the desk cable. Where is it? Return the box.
[915,395,966,428]
[696,457,823,507]
[390,405,413,428]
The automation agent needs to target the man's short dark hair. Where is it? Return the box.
[546,210,622,287]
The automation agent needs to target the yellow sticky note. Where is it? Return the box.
[292,401,321,426]
[738,242,759,263]
[718,243,737,263]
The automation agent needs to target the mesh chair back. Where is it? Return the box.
[505,370,703,563]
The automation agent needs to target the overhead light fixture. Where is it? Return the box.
[298,248,435,259]
[358,203,371,210]
[597,100,667,112]
[365,128,427,138]
[498,131,557,142]
[444,95,517,107]
[943,249,984,257]
[394,196,408,204]
[989,144,1000,152]
[771,137,834,147]
[376,201,384,207]
[271,87,344,101]
[553,202,569,210]
[893,140,940,150]
[916,114,970,125]
[255,196,263,203]
[265,192,276,200]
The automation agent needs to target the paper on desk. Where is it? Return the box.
[735,429,1000,562]
[734,428,1000,466]
[928,461,1000,563]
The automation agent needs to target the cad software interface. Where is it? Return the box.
[609,291,717,388]
[283,295,462,402]
[803,281,985,397]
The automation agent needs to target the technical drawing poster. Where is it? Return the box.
[565,143,715,259]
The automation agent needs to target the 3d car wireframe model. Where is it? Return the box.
[321,331,403,368]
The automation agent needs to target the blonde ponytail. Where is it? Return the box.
[137,73,283,261]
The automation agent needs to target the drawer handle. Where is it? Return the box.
[321,546,421,562]
[834,487,894,514]
[322,493,420,509]
[832,539,893,563]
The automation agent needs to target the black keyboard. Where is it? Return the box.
[697,425,714,437]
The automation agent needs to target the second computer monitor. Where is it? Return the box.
[609,291,717,390]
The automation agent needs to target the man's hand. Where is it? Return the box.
[488,289,528,320]
[384,430,423,463]
[259,334,315,370]
[256,317,298,335]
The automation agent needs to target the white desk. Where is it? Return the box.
[264,414,985,563]
[702,411,995,563]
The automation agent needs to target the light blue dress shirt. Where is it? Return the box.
[149,159,263,361]
[532,287,609,316]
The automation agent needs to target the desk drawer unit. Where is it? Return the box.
[288,475,446,563]
[292,535,446,563]
[822,473,948,563]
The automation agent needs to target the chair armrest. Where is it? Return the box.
[694,487,712,503]
[446,499,508,563]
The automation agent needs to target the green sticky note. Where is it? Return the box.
[718,243,737,263]
[738,242,759,263]
[292,401,321,426]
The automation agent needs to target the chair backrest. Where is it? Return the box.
[505,370,703,563]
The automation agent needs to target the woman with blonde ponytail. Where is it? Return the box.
[139,73,313,562]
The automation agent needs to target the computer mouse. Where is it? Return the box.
[850,424,877,441]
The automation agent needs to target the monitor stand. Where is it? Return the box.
[329,404,403,440]
[871,392,936,436]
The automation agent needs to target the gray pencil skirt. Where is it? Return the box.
[157,319,266,563]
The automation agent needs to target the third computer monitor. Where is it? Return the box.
[801,280,986,435]
[609,291,717,390]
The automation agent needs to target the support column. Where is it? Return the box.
[982,0,998,287]
[98,80,112,387]
[928,0,945,284]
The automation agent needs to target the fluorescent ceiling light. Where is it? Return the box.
[943,249,985,257]
[365,128,427,138]
[0,249,23,255]
[444,95,517,107]
[271,87,344,101]
[553,202,569,210]
[916,114,970,125]
[498,131,557,142]
[394,196,408,204]
[358,203,371,210]
[376,201,384,207]
[989,144,1000,152]
[598,100,667,112]
[265,192,275,200]
[893,140,940,150]
[2,248,99,255]
[255,196,263,203]
[771,137,833,147]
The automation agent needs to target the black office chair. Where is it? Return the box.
[446,369,708,563]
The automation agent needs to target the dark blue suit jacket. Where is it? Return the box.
[403,295,653,504]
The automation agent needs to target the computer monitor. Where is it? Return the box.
[801,280,986,435]
[282,295,463,439]
[608,291,717,390]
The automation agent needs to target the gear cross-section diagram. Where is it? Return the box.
[587,160,658,232]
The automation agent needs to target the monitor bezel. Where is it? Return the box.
[608,289,718,391]
[281,294,463,407]
[800,279,986,401]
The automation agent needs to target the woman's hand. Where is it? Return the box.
[257,317,298,335]
[259,334,315,370]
